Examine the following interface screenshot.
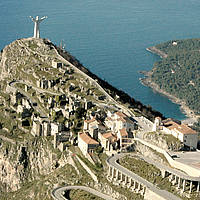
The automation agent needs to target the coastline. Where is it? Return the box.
[140,75,198,124]
[146,46,168,58]
[56,44,165,122]
[144,45,199,124]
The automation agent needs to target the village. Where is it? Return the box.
[5,55,199,163]
[1,37,200,200]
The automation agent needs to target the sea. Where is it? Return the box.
[1,0,200,120]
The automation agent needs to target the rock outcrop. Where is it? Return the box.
[143,132,184,151]
[0,137,58,192]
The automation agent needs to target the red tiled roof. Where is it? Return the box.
[163,119,197,135]
[102,132,117,142]
[79,132,99,144]
[163,119,179,130]
[119,128,128,137]
[85,118,97,124]
[115,111,127,118]
[175,124,197,135]
[117,117,126,122]
[102,132,113,139]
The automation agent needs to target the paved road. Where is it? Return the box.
[174,151,200,171]
[51,185,116,200]
[107,153,181,200]
[134,137,200,178]
[136,154,200,182]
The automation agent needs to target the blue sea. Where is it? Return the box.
[1,0,200,120]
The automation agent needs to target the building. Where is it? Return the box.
[105,111,136,133]
[42,121,51,136]
[159,118,198,149]
[50,122,63,135]
[117,128,133,149]
[83,117,106,140]
[52,60,63,68]
[152,116,162,131]
[31,120,42,136]
[78,132,99,156]
[99,131,117,151]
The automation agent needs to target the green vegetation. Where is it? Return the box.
[28,40,38,51]
[120,155,171,189]
[119,155,199,200]
[69,189,104,200]
[0,164,78,200]
[144,131,182,151]
[150,38,200,114]
[69,146,143,199]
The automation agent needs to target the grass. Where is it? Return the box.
[144,131,182,151]
[69,189,104,200]
[69,146,143,200]
[28,41,38,51]
[0,164,78,200]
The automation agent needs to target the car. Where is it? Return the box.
[171,155,179,158]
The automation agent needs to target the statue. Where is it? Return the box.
[30,16,47,39]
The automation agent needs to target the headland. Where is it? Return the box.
[143,44,199,124]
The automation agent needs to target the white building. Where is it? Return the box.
[78,132,99,156]
[31,120,42,136]
[42,121,51,136]
[152,117,162,131]
[50,122,62,135]
[99,131,117,151]
[162,119,198,149]
[105,111,135,133]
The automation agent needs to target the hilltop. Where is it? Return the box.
[0,38,199,200]
[0,38,152,200]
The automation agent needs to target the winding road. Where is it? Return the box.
[51,185,116,200]
[107,153,181,200]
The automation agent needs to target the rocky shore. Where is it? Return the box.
[140,75,198,124]
[146,46,168,58]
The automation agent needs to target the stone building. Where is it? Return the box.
[52,60,63,68]
[78,132,99,156]
[99,131,117,151]
[153,118,198,149]
[31,120,42,136]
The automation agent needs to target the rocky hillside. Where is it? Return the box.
[143,131,183,151]
[0,137,60,192]
[0,38,138,200]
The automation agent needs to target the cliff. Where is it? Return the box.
[0,37,142,200]
[0,137,57,193]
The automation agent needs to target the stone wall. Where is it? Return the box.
[135,138,200,177]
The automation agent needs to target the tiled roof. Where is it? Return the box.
[119,128,128,137]
[79,132,99,145]
[102,132,117,142]
[85,118,97,124]
[116,111,134,124]
[163,119,197,135]
[163,120,179,130]
[115,111,127,118]
[175,124,197,135]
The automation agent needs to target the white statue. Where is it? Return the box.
[30,16,47,39]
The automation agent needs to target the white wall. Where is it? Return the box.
[135,138,200,177]
[78,135,88,156]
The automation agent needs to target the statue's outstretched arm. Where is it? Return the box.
[29,16,36,22]
[40,16,48,22]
